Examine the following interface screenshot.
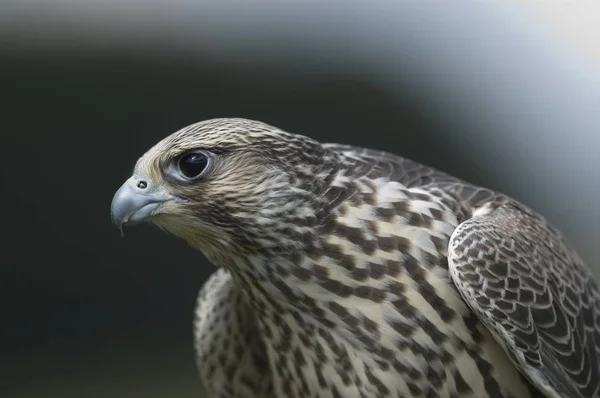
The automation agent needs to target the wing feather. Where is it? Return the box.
[448,202,600,398]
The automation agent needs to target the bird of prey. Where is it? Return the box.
[111,118,600,398]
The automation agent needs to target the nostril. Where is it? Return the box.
[137,180,148,189]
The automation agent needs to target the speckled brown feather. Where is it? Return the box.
[121,118,599,398]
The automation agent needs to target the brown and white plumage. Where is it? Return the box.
[111,118,600,397]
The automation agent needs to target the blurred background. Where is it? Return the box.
[1,1,599,397]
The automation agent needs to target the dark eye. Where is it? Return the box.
[178,151,209,179]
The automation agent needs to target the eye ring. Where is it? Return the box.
[177,150,211,180]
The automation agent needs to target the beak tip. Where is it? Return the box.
[111,215,125,237]
[110,207,126,236]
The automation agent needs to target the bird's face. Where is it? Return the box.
[111,118,332,258]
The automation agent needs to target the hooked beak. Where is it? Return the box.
[110,176,175,236]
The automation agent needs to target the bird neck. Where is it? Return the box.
[213,246,363,330]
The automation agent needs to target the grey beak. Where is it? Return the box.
[110,177,174,236]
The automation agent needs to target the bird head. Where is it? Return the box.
[111,118,338,259]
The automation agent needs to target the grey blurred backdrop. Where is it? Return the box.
[1,1,599,397]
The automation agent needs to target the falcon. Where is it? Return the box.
[110,118,600,398]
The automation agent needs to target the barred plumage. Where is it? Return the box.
[111,118,600,398]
